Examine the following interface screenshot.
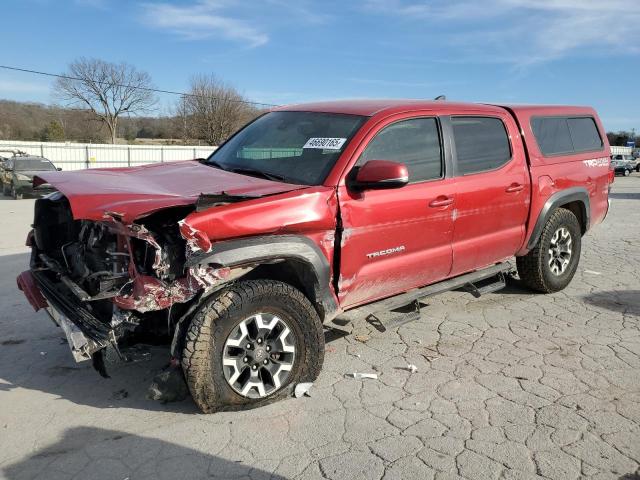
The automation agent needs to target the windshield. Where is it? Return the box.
[207,111,367,185]
[14,158,56,171]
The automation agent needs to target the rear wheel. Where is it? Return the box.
[516,208,582,293]
[624,169,631,177]
[182,280,324,413]
[10,184,22,200]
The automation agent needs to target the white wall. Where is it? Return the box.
[0,140,217,171]
[610,145,633,156]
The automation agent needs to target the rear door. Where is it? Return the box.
[337,114,455,308]
[447,114,530,276]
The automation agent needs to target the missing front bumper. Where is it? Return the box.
[45,306,103,362]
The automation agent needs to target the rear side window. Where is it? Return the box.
[358,117,443,182]
[567,118,603,152]
[531,116,603,156]
[451,117,511,175]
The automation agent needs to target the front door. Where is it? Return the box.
[338,115,455,308]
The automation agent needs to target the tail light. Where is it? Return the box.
[608,163,615,186]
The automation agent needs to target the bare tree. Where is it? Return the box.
[53,58,156,144]
[180,75,259,146]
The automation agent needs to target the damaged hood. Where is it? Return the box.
[34,160,307,222]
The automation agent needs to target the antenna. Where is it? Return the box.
[434,95,446,101]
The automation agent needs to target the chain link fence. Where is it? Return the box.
[0,140,216,171]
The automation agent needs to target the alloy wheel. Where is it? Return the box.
[222,313,296,399]
[548,227,572,276]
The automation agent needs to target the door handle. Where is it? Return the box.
[505,183,524,193]
[429,196,454,207]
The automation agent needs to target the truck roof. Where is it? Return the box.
[275,99,596,118]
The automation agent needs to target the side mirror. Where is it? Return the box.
[350,160,409,191]
[57,167,62,171]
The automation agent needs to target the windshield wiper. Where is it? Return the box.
[228,167,289,183]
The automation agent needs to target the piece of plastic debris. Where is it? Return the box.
[294,382,313,398]
[406,364,418,373]
[346,372,378,380]
[584,270,602,275]
[40,352,47,356]
[354,335,370,343]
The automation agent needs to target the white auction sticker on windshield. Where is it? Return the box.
[303,137,347,150]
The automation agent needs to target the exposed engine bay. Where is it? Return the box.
[27,192,243,373]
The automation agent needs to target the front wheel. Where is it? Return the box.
[182,280,325,413]
[624,169,631,177]
[516,208,582,293]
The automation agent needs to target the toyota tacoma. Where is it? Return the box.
[17,100,611,412]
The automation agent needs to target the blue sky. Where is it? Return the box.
[1,0,639,132]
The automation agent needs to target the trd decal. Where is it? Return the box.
[583,157,609,167]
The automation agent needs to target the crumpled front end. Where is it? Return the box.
[19,192,237,369]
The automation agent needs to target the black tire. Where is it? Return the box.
[516,208,582,293]
[181,280,324,413]
[624,169,631,177]
[11,184,22,200]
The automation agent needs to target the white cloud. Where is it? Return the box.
[364,0,640,65]
[140,1,268,48]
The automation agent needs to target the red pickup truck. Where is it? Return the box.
[17,100,611,412]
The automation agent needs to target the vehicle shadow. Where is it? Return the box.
[582,290,640,315]
[494,276,534,295]
[619,472,640,480]
[1,426,284,479]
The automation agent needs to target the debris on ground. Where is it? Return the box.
[39,351,47,356]
[147,365,189,403]
[346,372,378,380]
[585,270,602,275]
[294,382,313,398]
[354,335,370,343]
[406,364,418,373]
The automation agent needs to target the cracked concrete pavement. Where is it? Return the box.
[0,176,639,480]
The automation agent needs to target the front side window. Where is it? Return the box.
[207,111,366,185]
[451,117,511,175]
[357,117,443,182]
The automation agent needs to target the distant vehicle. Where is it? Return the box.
[1,155,59,199]
[612,154,639,172]
[0,150,26,190]
[612,159,635,176]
